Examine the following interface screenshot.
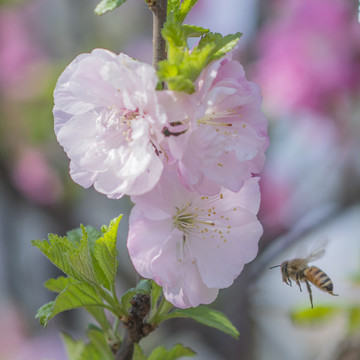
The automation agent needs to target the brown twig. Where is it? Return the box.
[114,294,157,360]
[146,0,168,68]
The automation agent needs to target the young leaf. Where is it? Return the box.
[94,0,127,16]
[35,301,55,327]
[44,276,75,293]
[39,282,104,327]
[62,332,85,360]
[167,0,181,15]
[120,288,136,313]
[182,24,209,38]
[32,235,80,280]
[68,225,98,284]
[290,305,340,326]
[198,32,242,61]
[148,344,195,360]
[176,0,199,24]
[86,329,115,360]
[93,215,122,290]
[164,306,239,339]
[133,343,146,360]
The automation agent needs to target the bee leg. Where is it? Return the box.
[296,280,302,292]
[305,279,313,309]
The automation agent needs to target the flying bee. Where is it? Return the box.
[269,244,338,308]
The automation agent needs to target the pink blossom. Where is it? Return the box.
[127,168,263,308]
[254,0,357,114]
[167,56,269,195]
[12,148,63,205]
[53,49,168,198]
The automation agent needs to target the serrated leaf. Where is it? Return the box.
[62,332,85,360]
[198,32,242,61]
[164,306,239,339]
[94,0,127,15]
[93,215,122,290]
[182,24,209,38]
[40,282,104,327]
[31,236,80,280]
[148,344,195,360]
[67,226,101,245]
[290,306,340,326]
[68,226,98,284]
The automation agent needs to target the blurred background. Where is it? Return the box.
[0,0,359,359]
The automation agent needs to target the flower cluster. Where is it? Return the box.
[54,49,268,308]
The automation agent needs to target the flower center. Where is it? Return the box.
[172,194,234,262]
[197,106,246,135]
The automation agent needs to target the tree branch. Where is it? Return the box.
[147,0,167,68]
[114,294,156,360]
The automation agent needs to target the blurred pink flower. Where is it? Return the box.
[0,303,66,360]
[0,8,43,89]
[54,49,168,198]
[127,168,263,308]
[254,0,357,115]
[167,55,269,195]
[12,148,63,205]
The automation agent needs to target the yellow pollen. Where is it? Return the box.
[217,163,223,167]
[242,124,246,128]
[220,194,224,199]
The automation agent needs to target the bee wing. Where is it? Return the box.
[303,238,329,263]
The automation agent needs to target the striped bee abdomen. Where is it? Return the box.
[304,266,337,295]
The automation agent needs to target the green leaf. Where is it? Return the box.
[133,343,146,360]
[198,32,242,61]
[86,329,114,360]
[149,280,163,307]
[135,279,153,295]
[148,344,195,360]
[31,235,80,280]
[94,0,127,15]
[93,215,122,290]
[158,19,241,93]
[120,288,136,313]
[85,306,113,333]
[348,307,360,334]
[35,301,55,327]
[176,0,199,24]
[62,332,85,360]
[290,306,340,326]
[164,306,239,339]
[44,276,74,293]
[67,225,98,284]
[182,24,209,38]
[38,282,104,327]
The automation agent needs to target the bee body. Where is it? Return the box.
[270,245,338,308]
[304,265,336,294]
